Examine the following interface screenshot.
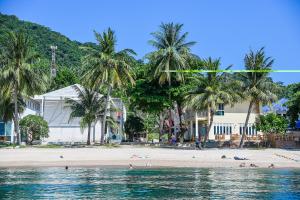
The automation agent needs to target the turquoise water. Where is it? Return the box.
[0,168,299,199]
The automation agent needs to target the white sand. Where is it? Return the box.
[0,146,300,168]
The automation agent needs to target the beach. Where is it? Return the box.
[0,146,300,169]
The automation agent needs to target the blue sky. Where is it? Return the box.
[1,0,300,84]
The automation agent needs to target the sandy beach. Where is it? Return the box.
[0,146,300,169]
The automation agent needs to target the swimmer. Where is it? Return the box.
[129,164,133,169]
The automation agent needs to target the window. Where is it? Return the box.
[0,122,5,136]
[214,123,233,135]
[239,124,256,135]
[215,104,224,116]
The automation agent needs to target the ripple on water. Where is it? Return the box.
[0,168,299,199]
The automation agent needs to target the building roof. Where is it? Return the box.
[34,84,84,100]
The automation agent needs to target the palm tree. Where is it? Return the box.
[148,22,196,137]
[82,28,135,144]
[0,30,46,145]
[65,86,116,145]
[0,90,26,123]
[238,48,280,148]
[186,58,240,148]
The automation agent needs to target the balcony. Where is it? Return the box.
[183,110,208,121]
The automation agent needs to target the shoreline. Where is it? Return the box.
[0,146,300,169]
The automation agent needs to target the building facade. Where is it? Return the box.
[1,84,126,144]
[183,101,261,141]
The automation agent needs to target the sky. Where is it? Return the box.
[0,0,300,85]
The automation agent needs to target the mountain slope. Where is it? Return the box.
[0,13,96,71]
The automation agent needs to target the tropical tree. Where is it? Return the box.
[82,28,135,144]
[286,91,300,128]
[19,115,49,145]
[0,30,47,145]
[0,90,26,123]
[148,22,196,137]
[65,85,104,145]
[256,113,288,135]
[124,115,145,141]
[284,83,300,128]
[186,58,240,148]
[65,86,113,145]
[237,48,280,148]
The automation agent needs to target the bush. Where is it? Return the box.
[256,113,288,135]
[20,115,49,144]
[147,132,159,141]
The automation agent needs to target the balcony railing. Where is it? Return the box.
[183,110,208,121]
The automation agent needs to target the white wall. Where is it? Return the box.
[43,121,102,144]
[208,112,260,140]
[42,99,103,144]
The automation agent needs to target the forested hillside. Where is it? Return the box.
[0,13,96,72]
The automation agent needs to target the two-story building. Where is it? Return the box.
[183,101,262,141]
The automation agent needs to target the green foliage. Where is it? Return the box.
[143,113,159,135]
[65,85,113,145]
[237,48,280,105]
[19,115,49,144]
[148,22,196,85]
[124,115,145,140]
[256,113,288,134]
[128,78,170,114]
[0,91,26,122]
[0,13,98,92]
[286,89,300,128]
[82,28,136,89]
[236,48,280,148]
[0,13,97,72]
[186,58,240,111]
[82,28,136,144]
[50,67,79,91]
[147,132,159,141]
[0,29,48,144]
[0,30,48,96]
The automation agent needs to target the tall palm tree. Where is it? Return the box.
[82,28,135,144]
[65,86,115,145]
[0,30,46,145]
[238,48,280,148]
[148,22,196,137]
[186,58,240,148]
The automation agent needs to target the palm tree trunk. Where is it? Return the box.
[204,109,214,148]
[101,85,112,144]
[239,100,254,148]
[159,112,164,142]
[87,123,91,145]
[168,82,172,139]
[177,102,183,139]
[13,86,20,145]
[198,124,202,149]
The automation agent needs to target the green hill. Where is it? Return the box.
[0,13,96,72]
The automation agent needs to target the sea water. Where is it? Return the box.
[0,168,299,199]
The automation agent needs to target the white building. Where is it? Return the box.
[0,84,126,144]
[183,101,262,141]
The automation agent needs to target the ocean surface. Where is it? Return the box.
[0,167,299,199]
